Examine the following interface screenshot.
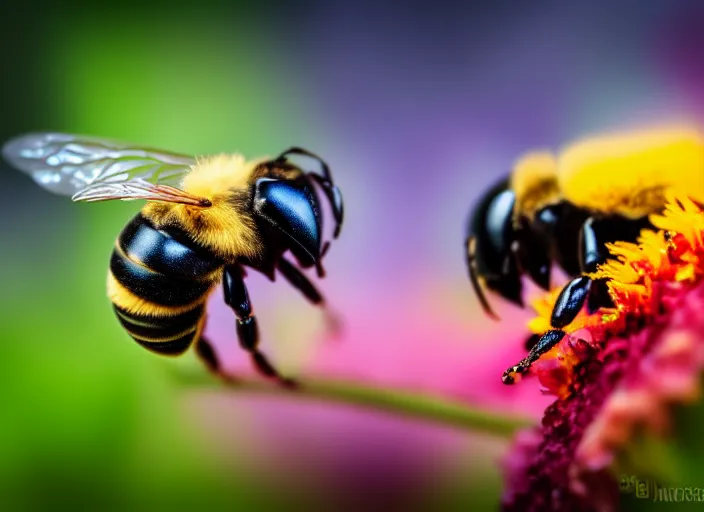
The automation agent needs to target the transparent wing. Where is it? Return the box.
[2,132,205,204]
[71,178,212,206]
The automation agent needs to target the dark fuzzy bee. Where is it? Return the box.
[464,125,704,383]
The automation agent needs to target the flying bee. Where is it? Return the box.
[2,132,344,386]
[464,124,704,383]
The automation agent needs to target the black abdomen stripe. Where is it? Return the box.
[110,249,213,306]
[134,334,195,355]
[114,304,204,355]
[109,214,224,355]
[119,214,221,279]
[114,303,204,339]
[111,214,223,307]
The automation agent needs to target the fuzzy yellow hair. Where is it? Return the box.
[510,151,561,221]
[557,124,704,218]
[142,154,268,261]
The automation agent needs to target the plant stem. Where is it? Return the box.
[174,371,534,439]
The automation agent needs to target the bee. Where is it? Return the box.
[2,133,344,386]
[464,124,704,383]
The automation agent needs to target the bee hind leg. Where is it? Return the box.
[195,336,237,383]
[277,255,342,339]
[223,264,297,388]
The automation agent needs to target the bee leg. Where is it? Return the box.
[579,215,652,313]
[277,255,342,337]
[195,336,237,383]
[503,214,651,385]
[501,276,590,385]
[223,265,297,388]
[550,275,592,329]
[503,276,591,384]
[503,329,566,384]
[587,278,614,314]
[545,216,620,329]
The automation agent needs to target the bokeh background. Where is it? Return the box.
[2,0,704,510]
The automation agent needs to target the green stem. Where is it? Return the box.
[173,370,534,439]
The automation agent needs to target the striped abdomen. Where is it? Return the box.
[108,213,223,355]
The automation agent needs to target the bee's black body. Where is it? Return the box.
[110,214,223,354]
[466,177,653,383]
[467,179,587,308]
[1,131,344,387]
[106,148,343,386]
[467,178,653,311]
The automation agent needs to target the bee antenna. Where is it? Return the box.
[277,147,344,240]
[276,146,334,184]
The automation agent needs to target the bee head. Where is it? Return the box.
[467,180,523,311]
[467,177,554,319]
[253,177,322,268]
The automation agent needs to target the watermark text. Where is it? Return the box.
[620,475,704,502]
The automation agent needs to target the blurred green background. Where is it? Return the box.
[3,1,704,510]
[0,4,325,510]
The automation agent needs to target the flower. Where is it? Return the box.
[502,194,704,511]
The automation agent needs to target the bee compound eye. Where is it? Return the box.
[253,178,322,263]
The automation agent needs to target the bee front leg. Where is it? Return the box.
[223,264,296,388]
[502,275,593,384]
[548,215,623,329]
[549,275,593,329]
[503,330,566,384]
[503,216,605,384]
[277,255,342,338]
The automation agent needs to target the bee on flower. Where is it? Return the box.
[489,126,704,511]
[464,123,704,383]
